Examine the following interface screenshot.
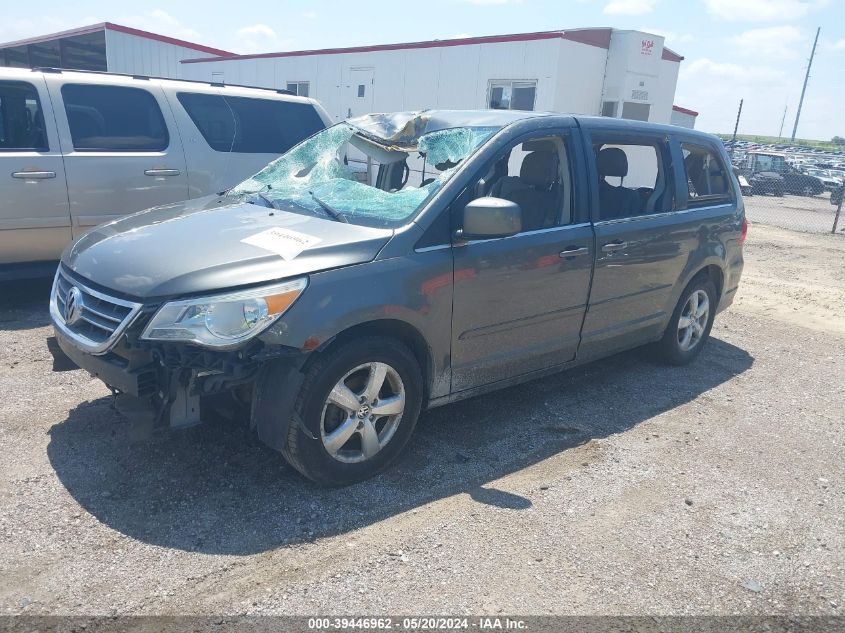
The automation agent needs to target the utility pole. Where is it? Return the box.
[791,27,820,142]
[778,103,788,138]
[730,98,743,158]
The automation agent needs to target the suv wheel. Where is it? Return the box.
[655,276,718,366]
[281,336,423,486]
[801,185,816,197]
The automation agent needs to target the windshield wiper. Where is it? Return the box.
[309,191,348,223]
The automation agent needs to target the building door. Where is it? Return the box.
[345,68,374,119]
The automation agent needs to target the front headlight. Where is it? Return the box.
[141,278,307,348]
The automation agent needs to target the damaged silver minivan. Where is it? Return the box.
[50,110,745,485]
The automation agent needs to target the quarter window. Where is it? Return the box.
[593,140,671,220]
[488,80,537,112]
[62,84,168,151]
[682,143,731,206]
[0,80,48,151]
[177,92,325,154]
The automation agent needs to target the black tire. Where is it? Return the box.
[281,336,423,486]
[655,276,718,366]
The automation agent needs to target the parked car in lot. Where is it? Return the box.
[0,67,330,278]
[49,110,746,485]
[740,151,824,196]
[806,168,844,191]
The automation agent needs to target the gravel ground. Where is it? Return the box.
[0,223,843,616]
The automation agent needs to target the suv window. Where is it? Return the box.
[593,140,671,221]
[177,92,324,154]
[0,80,48,151]
[62,84,168,151]
[469,135,572,231]
[682,143,731,207]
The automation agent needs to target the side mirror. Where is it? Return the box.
[457,197,522,240]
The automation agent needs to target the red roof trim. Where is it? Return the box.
[103,23,233,56]
[672,105,699,117]
[662,47,684,62]
[182,28,614,64]
[561,28,612,49]
[0,21,233,57]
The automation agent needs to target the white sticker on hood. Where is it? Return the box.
[241,227,322,261]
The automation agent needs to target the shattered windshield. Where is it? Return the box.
[230,115,499,227]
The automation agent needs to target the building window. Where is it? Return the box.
[357,84,366,98]
[621,102,651,122]
[488,80,536,111]
[286,81,310,97]
[601,101,618,118]
[0,31,106,71]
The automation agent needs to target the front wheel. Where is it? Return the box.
[281,336,423,486]
[655,276,718,365]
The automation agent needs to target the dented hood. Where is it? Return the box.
[63,195,393,299]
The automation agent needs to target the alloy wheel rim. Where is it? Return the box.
[677,289,709,352]
[320,362,405,464]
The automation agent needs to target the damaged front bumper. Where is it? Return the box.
[49,326,305,441]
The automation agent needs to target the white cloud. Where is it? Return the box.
[604,0,658,15]
[703,0,829,22]
[234,23,287,54]
[730,25,807,60]
[680,57,782,84]
[302,11,318,19]
[827,38,845,52]
[117,9,203,42]
[0,16,100,42]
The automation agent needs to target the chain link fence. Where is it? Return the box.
[725,141,845,235]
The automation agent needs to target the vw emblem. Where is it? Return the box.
[64,286,84,325]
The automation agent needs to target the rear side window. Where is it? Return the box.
[177,92,325,154]
[682,143,732,207]
[593,140,671,221]
[61,84,168,151]
[0,80,48,151]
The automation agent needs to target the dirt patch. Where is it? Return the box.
[734,223,845,337]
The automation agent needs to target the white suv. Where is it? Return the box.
[0,67,330,277]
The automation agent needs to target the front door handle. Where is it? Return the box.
[559,246,589,258]
[601,241,628,253]
[144,168,181,177]
[12,170,56,180]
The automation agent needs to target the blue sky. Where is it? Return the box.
[2,0,843,140]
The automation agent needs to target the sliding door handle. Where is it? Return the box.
[559,246,589,258]
[12,170,55,179]
[601,241,628,253]
[144,168,181,177]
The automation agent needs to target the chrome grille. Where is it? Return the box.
[50,268,143,355]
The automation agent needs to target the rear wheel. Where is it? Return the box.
[281,336,423,486]
[655,276,717,365]
[801,184,816,197]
